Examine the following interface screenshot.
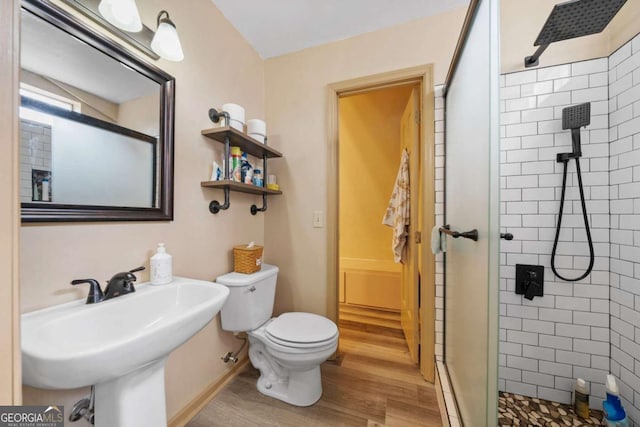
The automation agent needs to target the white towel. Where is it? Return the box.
[430,226,447,255]
[382,149,410,263]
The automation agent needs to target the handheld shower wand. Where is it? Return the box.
[551,102,594,281]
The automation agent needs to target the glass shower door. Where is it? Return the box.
[443,0,500,425]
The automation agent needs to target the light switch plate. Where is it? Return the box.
[312,211,324,228]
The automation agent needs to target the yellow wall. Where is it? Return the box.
[501,0,640,73]
[19,0,265,422]
[338,85,413,262]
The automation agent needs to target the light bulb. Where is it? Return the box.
[151,18,184,62]
[98,0,142,32]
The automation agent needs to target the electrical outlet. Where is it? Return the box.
[312,211,324,228]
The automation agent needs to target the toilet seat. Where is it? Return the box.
[265,312,338,349]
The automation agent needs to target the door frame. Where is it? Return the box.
[326,65,436,381]
[0,0,23,405]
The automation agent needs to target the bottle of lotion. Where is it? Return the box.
[150,243,172,285]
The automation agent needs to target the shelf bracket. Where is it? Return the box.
[209,131,232,214]
[250,193,267,215]
[250,154,269,215]
[209,187,230,214]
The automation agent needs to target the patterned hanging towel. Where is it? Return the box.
[382,148,410,263]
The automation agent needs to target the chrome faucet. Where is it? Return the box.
[71,266,145,304]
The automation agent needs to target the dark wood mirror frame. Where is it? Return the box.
[21,0,175,222]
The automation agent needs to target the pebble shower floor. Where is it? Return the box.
[498,392,604,426]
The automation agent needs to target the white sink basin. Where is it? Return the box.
[22,277,229,427]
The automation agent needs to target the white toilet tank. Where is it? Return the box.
[216,264,279,332]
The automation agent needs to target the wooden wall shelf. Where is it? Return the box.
[201,126,282,215]
[201,180,282,196]
[201,126,282,159]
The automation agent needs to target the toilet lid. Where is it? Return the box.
[266,312,338,345]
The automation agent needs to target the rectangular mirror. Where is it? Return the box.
[20,0,175,222]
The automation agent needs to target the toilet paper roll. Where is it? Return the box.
[247,119,266,135]
[249,133,265,143]
[222,103,245,123]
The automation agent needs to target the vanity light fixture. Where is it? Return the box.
[97,0,142,32]
[150,10,184,62]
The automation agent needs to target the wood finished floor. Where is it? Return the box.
[187,305,442,426]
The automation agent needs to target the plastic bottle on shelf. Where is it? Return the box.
[253,168,263,187]
[574,378,589,419]
[241,153,253,184]
[230,147,242,181]
[603,375,629,427]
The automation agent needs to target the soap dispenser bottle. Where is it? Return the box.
[150,243,172,285]
[603,375,629,427]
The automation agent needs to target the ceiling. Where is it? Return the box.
[21,11,158,105]
[211,0,470,58]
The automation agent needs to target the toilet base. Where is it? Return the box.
[248,338,324,407]
[255,365,322,407]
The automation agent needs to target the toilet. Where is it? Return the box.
[217,264,338,406]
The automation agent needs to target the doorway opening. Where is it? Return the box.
[327,65,436,382]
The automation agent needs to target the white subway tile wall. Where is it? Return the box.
[499,57,611,409]
[609,33,640,425]
[435,85,445,361]
[19,119,52,203]
[498,34,640,426]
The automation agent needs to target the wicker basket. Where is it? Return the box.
[233,244,263,274]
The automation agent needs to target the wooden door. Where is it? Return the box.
[400,87,420,364]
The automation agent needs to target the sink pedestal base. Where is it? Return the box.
[94,358,167,427]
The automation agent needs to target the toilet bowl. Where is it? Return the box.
[247,313,337,406]
[217,265,338,406]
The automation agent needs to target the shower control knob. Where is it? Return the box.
[500,233,514,240]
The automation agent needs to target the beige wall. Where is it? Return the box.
[20,0,265,422]
[0,0,21,405]
[117,92,160,136]
[21,69,120,123]
[338,86,413,263]
[263,7,467,317]
[607,0,640,54]
[501,0,640,73]
[12,0,640,420]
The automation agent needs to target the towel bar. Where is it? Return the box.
[439,225,478,241]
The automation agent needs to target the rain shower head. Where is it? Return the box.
[524,0,627,68]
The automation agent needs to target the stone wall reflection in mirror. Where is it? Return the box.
[20,4,172,217]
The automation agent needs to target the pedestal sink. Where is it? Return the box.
[22,277,230,427]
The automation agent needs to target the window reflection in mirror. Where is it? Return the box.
[20,9,161,209]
